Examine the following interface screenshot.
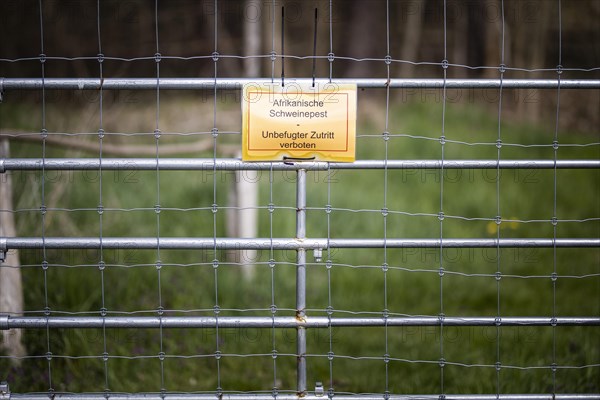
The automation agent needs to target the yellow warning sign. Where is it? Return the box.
[242,82,357,162]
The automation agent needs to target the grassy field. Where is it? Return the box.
[1,91,599,393]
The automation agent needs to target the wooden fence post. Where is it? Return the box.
[0,138,26,364]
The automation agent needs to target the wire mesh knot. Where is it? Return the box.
[41,261,49,270]
[551,272,558,282]
[438,358,446,368]
[494,316,502,326]
[499,64,506,74]
[40,205,47,215]
[268,203,275,214]
[552,140,559,150]
[327,52,335,62]
[382,131,390,141]
[385,55,392,65]
[211,127,219,138]
[97,53,105,63]
[46,351,53,361]
[214,351,222,360]
[326,306,333,315]
[495,216,502,225]
[556,65,563,75]
[271,349,278,359]
[495,271,502,281]
[212,52,220,62]
[157,306,164,316]
[155,204,161,214]
[212,259,219,269]
[97,205,104,215]
[44,306,51,316]
[154,53,162,63]
[551,317,557,327]
[382,309,389,319]
[551,217,558,226]
[383,353,390,364]
[98,261,105,271]
[100,307,107,317]
[155,261,162,270]
[212,203,218,214]
[158,351,165,361]
[381,207,388,217]
[496,139,502,149]
[268,259,275,268]
[438,212,445,221]
[98,129,105,139]
[438,313,445,324]
[441,59,448,69]
[39,54,47,63]
[41,128,48,139]
[154,129,161,139]
[495,361,502,371]
[325,260,333,270]
[439,135,446,145]
[325,204,332,214]
[327,351,334,361]
[438,267,445,277]
[382,263,388,272]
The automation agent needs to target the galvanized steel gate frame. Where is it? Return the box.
[1,77,600,399]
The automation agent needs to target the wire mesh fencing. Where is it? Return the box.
[1,0,599,397]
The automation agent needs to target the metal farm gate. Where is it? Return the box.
[1,0,599,398]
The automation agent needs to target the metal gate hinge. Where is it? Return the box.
[0,381,10,400]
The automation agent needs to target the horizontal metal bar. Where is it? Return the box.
[2,237,599,250]
[8,394,600,400]
[3,316,599,330]
[2,78,599,90]
[2,158,599,172]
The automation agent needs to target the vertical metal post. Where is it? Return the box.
[296,168,307,396]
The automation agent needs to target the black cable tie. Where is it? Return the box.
[312,8,318,88]
[281,6,285,87]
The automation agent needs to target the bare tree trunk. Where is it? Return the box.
[243,0,262,78]
[226,0,261,279]
[399,0,425,77]
[0,138,26,364]
[346,0,382,77]
[483,0,502,79]
[527,4,552,123]
[452,0,468,78]
[262,0,280,79]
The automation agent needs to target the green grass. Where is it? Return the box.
[1,96,599,393]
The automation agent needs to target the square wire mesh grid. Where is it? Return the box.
[0,0,599,397]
